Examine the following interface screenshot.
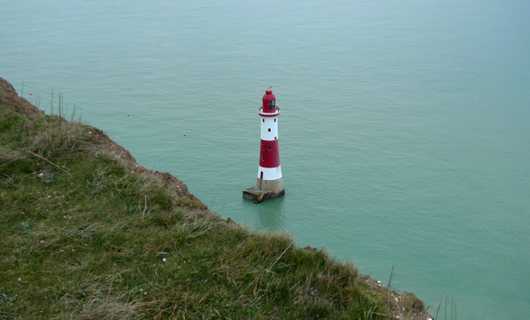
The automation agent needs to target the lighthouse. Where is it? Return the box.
[243,88,285,203]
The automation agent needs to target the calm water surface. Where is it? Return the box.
[2,1,530,318]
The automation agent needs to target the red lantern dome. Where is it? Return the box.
[261,89,277,113]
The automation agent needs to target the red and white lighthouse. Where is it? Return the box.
[243,88,285,202]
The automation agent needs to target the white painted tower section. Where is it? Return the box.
[258,166,282,181]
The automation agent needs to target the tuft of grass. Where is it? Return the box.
[30,116,91,159]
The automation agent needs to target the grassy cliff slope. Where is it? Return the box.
[0,77,429,320]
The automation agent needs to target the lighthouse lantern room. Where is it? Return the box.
[243,88,285,203]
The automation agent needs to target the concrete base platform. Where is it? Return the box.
[242,187,285,203]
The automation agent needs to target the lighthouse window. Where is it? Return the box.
[262,119,264,122]
[268,128,271,132]
[274,118,276,122]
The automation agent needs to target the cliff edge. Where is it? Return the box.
[0,77,431,319]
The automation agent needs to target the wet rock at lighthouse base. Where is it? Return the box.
[242,186,285,203]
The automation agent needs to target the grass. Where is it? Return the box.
[0,82,426,319]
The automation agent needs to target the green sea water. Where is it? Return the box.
[2,0,530,318]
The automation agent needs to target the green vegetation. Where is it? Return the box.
[0,79,427,319]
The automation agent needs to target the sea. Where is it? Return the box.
[2,0,529,318]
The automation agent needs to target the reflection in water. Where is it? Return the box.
[256,197,285,231]
[240,197,286,231]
